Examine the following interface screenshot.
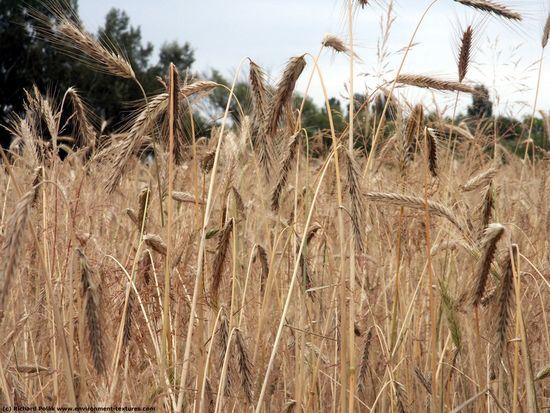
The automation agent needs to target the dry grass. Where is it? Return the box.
[0,1,549,412]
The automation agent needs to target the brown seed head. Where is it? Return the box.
[454,0,522,21]
[543,13,550,48]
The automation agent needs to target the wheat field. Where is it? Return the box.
[0,1,549,412]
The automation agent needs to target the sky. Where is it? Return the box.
[79,0,550,117]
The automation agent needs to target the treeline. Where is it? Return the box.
[1,1,548,153]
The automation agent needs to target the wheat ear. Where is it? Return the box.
[211,219,234,304]
[454,0,522,21]
[461,167,497,192]
[271,131,301,212]
[396,74,478,94]
[234,329,254,403]
[457,25,473,82]
[490,244,518,368]
[343,148,365,252]
[470,223,505,306]
[77,249,105,374]
[65,87,96,148]
[366,192,463,232]
[0,180,39,320]
[267,55,306,137]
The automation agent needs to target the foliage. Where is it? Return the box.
[0,1,195,142]
[467,84,493,119]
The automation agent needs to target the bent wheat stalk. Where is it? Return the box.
[365,192,463,232]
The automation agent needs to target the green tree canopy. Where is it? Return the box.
[0,1,195,142]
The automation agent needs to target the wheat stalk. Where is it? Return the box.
[365,192,463,232]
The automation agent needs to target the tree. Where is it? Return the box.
[0,1,197,143]
[467,84,493,118]
[156,41,195,76]
[0,0,78,145]
[85,8,155,124]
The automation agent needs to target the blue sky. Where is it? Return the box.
[79,0,550,116]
